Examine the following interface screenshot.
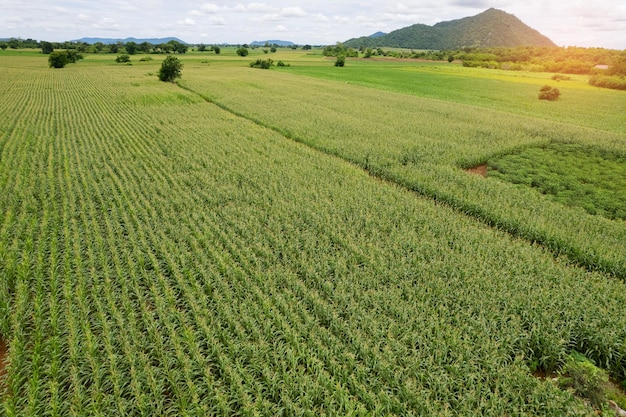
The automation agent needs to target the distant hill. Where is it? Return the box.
[369,32,387,38]
[250,40,295,47]
[344,8,555,50]
[71,37,187,45]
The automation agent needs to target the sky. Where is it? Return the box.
[2,0,625,49]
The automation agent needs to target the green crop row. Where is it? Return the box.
[0,55,624,415]
[177,63,626,278]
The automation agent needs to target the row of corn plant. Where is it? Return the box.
[177,64,626,279]
[0,55,624,415]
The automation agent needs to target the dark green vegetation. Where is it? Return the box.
[344,8,555,50]
[115,54,131,64]
[487,143,626,220]
[0,51,625,415]
[557,352,626,411]
[538,85,561,100]
[158,56,183,82]
[47,50,82,68]
[249,58,273,69]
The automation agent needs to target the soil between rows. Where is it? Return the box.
[466,163,487,177]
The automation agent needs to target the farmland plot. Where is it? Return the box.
[179,63,626,278]
[0,55,625,415]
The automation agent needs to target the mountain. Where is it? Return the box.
[344,8,555,50]
[250,40,295,47]
[369,32,387,38]
[71,37,187,45]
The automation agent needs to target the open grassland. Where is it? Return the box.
[0,52,625,415]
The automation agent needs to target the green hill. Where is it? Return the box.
[344,8,555,50]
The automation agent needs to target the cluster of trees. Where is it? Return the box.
[39,39,192,55]
[322,44,359,58]
[48,50,83,68]
[197,44,221,54]
[456,46,625,75]
[0,38,39,50]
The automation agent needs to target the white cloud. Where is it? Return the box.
[178,18,196,26]
[0,0,624,48]
[281,7,307,17]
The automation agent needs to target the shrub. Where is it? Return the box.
[335,55,346,67]
[276,61,290,67]
[139,56,153,62]
[236,47,249,57]
[551,74,571,81]
[48,51,69,68]
[589,75,626,90]
[538,85,560,101]
[115,54,131,63]
[158,56,183,82]
[250,58,273,69]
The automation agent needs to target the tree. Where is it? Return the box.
[41,41,54,54]
[334,55,346,67]
[212,45,221,54]
[158,56,183,82]
[0,42,7,50]
[66,50,83,63]
[125,41,138,55]
[236,47,249,57]
[49,51,69,68]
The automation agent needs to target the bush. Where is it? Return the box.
[236,47,249,57]
[115,54,131,63]
[158,56,183,82]
[589,75,626,90]
[249,58,273,69]
[335,55,346,67]
[276,61,290,67]
[538,85,561,101]
[48,51,69,68]
[551,74,571,81]
[139,56,153,62]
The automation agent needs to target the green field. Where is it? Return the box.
[487,143,626,220]
[0,49,625,416]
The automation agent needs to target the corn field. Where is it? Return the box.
[0,54,625,416]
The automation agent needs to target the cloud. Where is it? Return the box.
[0,0,624,48]
[281,7,307,17]
[178,18,196,26]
